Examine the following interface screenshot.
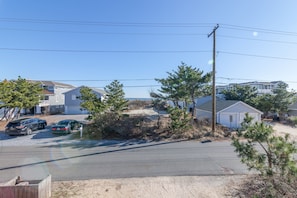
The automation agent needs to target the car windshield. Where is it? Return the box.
[57,120,70,126]
[6,119,29,127]
[6,122,21,127]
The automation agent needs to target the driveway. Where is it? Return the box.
[0,114,88,146]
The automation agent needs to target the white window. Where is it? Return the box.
[72,94,76,100]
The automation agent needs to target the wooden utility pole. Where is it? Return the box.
[208,24,219,134]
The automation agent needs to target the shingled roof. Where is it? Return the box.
[197,100,239,113]
[28,80,75,88]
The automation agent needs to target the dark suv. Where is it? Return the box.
[5,118,47,136]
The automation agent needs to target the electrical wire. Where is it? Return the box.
[218,51,297,61]
[218,35,297,45]
[0,17,214,27]
[0,47,211,53]
[0,27,208,36]
[0,47,296,62]
[39,77,297,90]
[220,24,297,36]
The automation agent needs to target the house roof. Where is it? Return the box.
[91,87,106,95]
[63,86,106,95]
[197,100,262,114]
[197,100,239,112]
[29,80,75,88]
[195,95,225,106]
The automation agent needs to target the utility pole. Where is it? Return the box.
[208,24,219,134]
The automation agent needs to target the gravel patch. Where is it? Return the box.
[51,175,247,198]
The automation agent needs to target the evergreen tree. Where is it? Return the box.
[104,80,128,115]
[79,86,107,120]
[221,84,258,106]
[0,76,42,120]
[255,94,274,117]
[271,82,296,117]
[232,114,297,196]
[152,62,211,117]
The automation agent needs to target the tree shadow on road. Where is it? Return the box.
[0,131,18,140]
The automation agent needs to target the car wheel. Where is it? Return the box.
[41,123,45,129]
[26,128,32,135]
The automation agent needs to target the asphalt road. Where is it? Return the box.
[0,140,249,182]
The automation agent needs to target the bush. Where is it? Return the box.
[81,113,119,139]
[168,107,191,133]
[127,100,152,110]
[232,114,297,197]
[282,116,297,127]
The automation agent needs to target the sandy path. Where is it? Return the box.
[273,122,297,141]
[51,175,246,198]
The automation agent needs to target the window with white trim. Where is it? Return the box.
[72,94,76,100]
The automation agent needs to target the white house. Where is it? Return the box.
[27,80,75,114]
[196,100,263,128]
[64,86,106,115]
[1,80,74,115]
[216,81,284,95]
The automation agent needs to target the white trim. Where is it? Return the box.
[217,101,263,114]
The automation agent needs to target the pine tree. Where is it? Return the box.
[79,86,107,119]
[0,76,42,120]
[104,80,128,116]
[232,114,297,196]
[153,62,211,117]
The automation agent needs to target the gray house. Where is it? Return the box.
[288,102,297,116]
[196,100,263,128]
[64,86,106,114]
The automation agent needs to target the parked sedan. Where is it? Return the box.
[51,119,81,135]
[5,118,47,136]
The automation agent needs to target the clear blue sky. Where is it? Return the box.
[0,0,296,98]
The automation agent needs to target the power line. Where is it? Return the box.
[220,24,297,36]
[87,85,161,89]
[17,77,297,89]
[218,35,297,45]
[0,47,211,53]
[1,18,297,36]
[1,47,297,61]
[0,17,214,27]
[49,79,155,82]
[0,27,207,36]
[217,77,297,84]
[219,51,297,61]
[38,77,297,84]
[2,26,297,46]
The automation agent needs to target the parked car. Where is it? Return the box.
[51,119,81,135]
[5,118,47,136]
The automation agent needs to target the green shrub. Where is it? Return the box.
[232,114,297,196]
[168,107,191,133]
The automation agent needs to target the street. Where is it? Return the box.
[0,140,248,182]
